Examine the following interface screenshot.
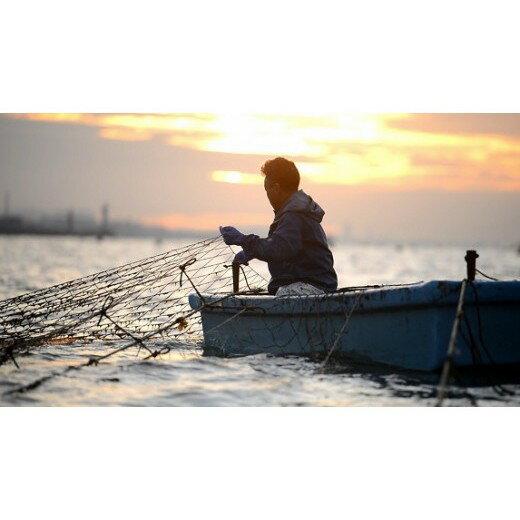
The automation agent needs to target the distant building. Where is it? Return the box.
[66,211,75,233]
[97,204,112,239]
[0,215,24,233]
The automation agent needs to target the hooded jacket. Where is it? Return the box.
[241,190,338,295]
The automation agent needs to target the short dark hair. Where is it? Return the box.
[261,157,300,192]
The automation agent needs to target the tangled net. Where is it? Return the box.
[0,237,267,371]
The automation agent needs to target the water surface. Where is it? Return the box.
[1,235,519,406]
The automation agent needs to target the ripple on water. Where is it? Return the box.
[1,236,519,406]
[2,344,520,406]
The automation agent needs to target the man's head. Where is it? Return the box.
[261,157,300,211]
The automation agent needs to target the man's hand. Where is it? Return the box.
[233,250,250,266]
[219,226,245,245]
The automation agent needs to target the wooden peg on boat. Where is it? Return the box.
[465,250,479,281]
[232,262,240,293]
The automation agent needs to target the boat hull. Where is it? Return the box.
[188,281,520,371]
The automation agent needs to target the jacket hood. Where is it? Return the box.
[276,190,325,223]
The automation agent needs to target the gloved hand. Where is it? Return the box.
[219,226,245,245]
[233,250,250,265]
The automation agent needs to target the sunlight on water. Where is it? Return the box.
[0,235,519,406]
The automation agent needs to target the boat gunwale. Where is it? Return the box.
[190,280,520,317]
[197,298,519,318]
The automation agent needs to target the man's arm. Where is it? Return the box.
[241,213,303,262]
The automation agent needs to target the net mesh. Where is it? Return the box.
[3,237,517,406]
[0,237,267,369]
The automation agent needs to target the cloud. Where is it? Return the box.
[98,127,154,141]
[6,113,520,192]
[386,113,520,138]
[2,114,518,244]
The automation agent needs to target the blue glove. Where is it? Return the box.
[233,250,250,265]
[219,225,245,246]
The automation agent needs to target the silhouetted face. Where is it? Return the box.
[264,176,282,211]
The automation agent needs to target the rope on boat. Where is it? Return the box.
[463,283,515,397]
[436,279,468,406]
[436,275,516,406]
[436,250,516,406]
[475,269,500,281]
[319,290,363,373]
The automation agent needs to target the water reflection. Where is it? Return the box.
[1,236,519,406]
[2,343,519,406]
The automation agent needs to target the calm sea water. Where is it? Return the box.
[0,235,519,406]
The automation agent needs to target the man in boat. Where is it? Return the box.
[220,157,338,296]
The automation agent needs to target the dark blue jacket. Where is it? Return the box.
[241,190,338,295]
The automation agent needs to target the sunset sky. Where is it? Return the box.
[1,113,519,244]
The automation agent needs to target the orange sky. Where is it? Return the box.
[6,113,520,238]
[13,113,520,192]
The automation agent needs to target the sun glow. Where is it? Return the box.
[143,212,270,232]
[211,170,263,185]
[10,113,520,191]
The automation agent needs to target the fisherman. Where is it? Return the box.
[220,157,338,296]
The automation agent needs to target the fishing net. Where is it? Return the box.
[0,237,267,371]
[192,289,364,368]
[2,233,517,407]
[0,234,427,400]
